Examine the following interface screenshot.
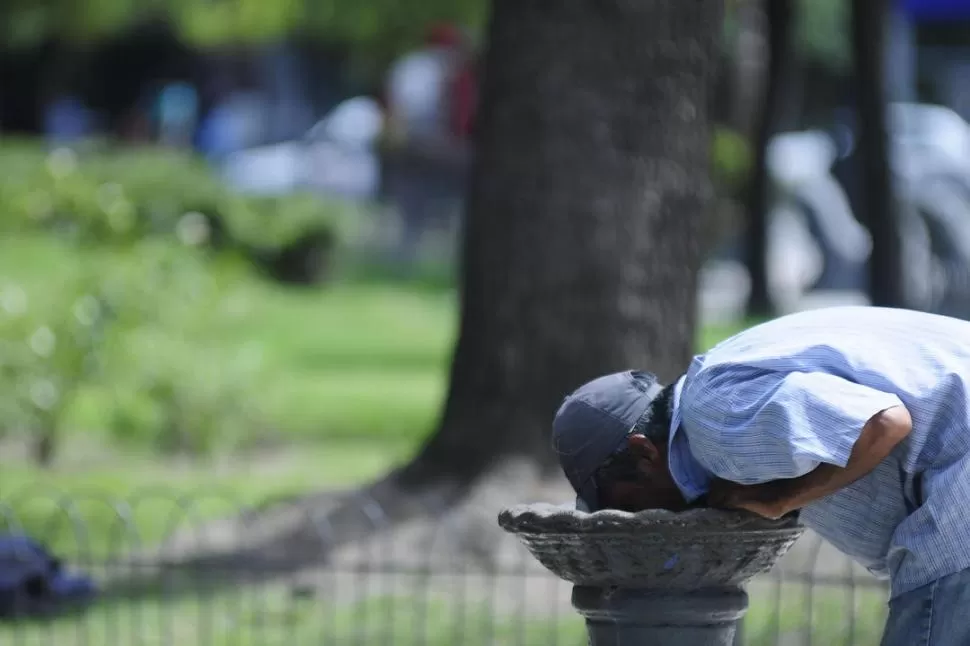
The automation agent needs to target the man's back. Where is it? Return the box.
[704,306,970,385]
[681,306,970,597]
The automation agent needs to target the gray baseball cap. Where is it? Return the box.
[552,370,664,512]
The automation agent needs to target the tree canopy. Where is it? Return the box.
[2,0,488,53]
[4,0,844,70]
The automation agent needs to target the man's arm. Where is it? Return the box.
[709,404,912,519]
[682,368,909,518]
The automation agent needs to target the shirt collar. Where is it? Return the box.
[667,374,712,502]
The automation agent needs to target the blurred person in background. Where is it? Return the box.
[197,89,267,163]
[118,94,153,144]
[384,22,468,145]
[449,31,479,144]
[43,95,94,146]
[154,80,199,148]
[381,23,477,267]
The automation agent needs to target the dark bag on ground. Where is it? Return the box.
[0,535,98,619]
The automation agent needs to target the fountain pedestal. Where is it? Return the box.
[498,504,803,645]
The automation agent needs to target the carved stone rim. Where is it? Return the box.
[497,503,804,590]
[498,503,802,536]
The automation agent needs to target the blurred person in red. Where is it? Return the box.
[384,22,472,145]
[381,22,477,266]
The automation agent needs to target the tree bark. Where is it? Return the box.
[728,0,769,136]
[851,0,905,307]
[743,0,795,318]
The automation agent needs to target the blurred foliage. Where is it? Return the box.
[2,0,851,72]
[0,272,108,464]
[0,139,363,464]
[0,0,141,49]
[95,243,267,455]
[225,193,337,250]
[0,238,269,463]
[796,0,851,72]
[0,139,347,263]
[720,0,852,76]
[712,127,753,195]
[1,0,487,55]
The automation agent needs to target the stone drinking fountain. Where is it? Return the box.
[499,504,803,645]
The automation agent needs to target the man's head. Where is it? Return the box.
[552,370,687,513]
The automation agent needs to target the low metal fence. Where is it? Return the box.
[0,489,890,645]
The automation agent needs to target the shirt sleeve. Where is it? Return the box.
[682,369,904,484]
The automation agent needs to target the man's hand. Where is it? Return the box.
[707,478,787,520]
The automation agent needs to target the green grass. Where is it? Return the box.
[745,580,888,645]
[0,591,588,646]
[0,583,888,646]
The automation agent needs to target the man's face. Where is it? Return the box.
[596,435,692,512]
[600,480,690,512]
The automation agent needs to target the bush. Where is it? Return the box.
[0,240,269,463]
[100,340,267,456]
[222,193,341,285]
[90,242,270,455]
[0,270,115,464]
[0,141,351,284]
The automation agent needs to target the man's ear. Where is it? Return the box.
[627,433,661,464]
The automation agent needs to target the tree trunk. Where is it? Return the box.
[851,0,905,308]
[728,0,769,136]
[743,0,795,318]
[406,0,723,482]
[154,0,724,574]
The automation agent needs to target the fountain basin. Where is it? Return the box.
[498,503,803,589]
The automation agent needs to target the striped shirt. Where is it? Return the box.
[668,306,970,598]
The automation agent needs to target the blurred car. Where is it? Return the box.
[220,96,384,201]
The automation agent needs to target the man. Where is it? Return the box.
[381,22,473,266]
[384,22,467,145]
[552,306,970,646]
